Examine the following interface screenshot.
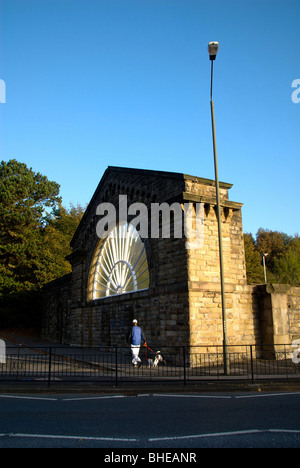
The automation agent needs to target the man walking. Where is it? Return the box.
[127,319,146,367]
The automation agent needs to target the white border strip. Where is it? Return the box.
[1,429,300,443]
[149,428,300,442]
[0,395,57,401]
[235,392,300,399]
[62,395,126,401]
[149,429,262,442]
[0,433,137,442]
[151,394,232,399]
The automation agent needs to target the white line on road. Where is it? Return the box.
[149,429,262,441]
[269,429,300,434]
[0,395,58,401]
[0,392,299,403]
[1,429,300,443]
[0,433,137,442]
[151,394,232,399]
[235,392,300,399]
[62,395,126,401]
[149,428,300,442]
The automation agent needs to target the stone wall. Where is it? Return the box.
[288,286,300,342]
[64,231,191,349]
[41,167,300,355]
[185,174,254,348]
[64,168,246,349]
[254,284,300,358]
[42,274,72,343]
[188,283,260,350]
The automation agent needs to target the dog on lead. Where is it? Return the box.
[147,350,167,368]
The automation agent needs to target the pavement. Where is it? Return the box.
[1,329,300,395]
[0,329,61,349]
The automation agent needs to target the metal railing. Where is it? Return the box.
[0,344,299,387]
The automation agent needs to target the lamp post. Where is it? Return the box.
[208,41,229,375]
[262,253,269,284]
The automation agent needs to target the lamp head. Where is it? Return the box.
[208,41,219,60]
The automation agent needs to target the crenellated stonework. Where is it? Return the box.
[42,167,300,353]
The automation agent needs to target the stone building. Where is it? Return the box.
[42,166,300,353]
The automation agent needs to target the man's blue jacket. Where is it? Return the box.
[129,326,146,346]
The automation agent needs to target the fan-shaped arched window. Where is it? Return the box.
[90,223,150,300]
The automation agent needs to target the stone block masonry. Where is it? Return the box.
[41,167,300,356]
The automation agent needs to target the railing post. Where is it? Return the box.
[115,346,118,387]
[285,344,289,379]
[48,347,52,387]
[250,345,254,384]
[17,347,20,381]
[183,347,186,386]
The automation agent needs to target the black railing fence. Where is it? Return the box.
[0,344,299,387]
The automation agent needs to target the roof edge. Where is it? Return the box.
[70,166,233,247]
[107,166,233,189]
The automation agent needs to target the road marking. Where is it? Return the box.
[62,395,126,401]
[0,392,299,403]
[0,433,137,442]
[0,395,58,401]
[151,394,232,399]
[149,428,300,442]
[63,394,232,400]
[235,392,300,399]
[1,429,300,443]
[149,429,262,441]
[269,429,300,434]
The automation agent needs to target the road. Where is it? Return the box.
[0,391,300,448]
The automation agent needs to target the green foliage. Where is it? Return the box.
[1,158,298,328]
[0,159,61,295]
[243,233,264,283]
[273,236,300,285]
[244,229,300,286]
[38,203,85,284]
[0,159,84,328]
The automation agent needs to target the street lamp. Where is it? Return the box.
[208,41,229,375]
[208,41,219,60]
[262,253,269,284]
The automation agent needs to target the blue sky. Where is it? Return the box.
[0,0,299,237]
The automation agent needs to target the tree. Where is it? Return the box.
[273,236,300,286]
[255,228,291,272]
[0,159,61,296]
[244,228,300,286]
[243,233,264,283]
[0,160,85,328]
[38,203,85,284]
